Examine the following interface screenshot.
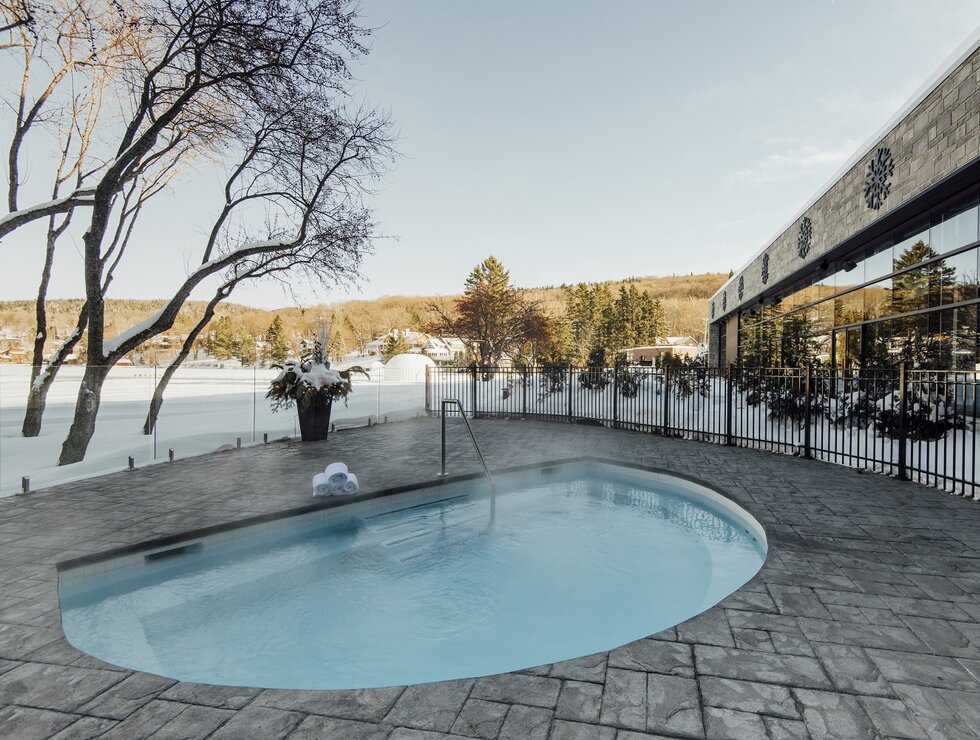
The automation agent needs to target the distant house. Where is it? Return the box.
[622,337,701,366]
[421,337,467,364]
[364,329,425,357]
[364,330,466,365]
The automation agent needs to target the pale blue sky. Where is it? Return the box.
[4,1,980,309]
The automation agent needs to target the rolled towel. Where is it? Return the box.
[343,473,359,494]
[312,472,331,497]
[327,478,346,495]
[324,462,348,486]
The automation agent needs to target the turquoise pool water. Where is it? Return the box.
[59,464,766,689]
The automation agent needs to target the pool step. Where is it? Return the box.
[357,498,489,562]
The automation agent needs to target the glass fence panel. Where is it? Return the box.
[0,365,155,496]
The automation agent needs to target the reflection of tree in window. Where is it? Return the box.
[780,313,819,367]
[834,292,864,327]
[863,322,893,369]
[890,240,956,367]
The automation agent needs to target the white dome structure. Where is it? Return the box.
[383,353,435,382]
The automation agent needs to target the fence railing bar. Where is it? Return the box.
[425,364,975,497]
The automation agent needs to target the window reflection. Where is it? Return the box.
[734,194,980,370]
[943,248,979,304]
[931,198,979,255]
[893,222,931,268]
[863,242,893,284]
[863,277,892,321]
[834,290,864,327]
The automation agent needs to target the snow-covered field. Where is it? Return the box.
[0,365,425,497]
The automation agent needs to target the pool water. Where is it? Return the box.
[59,464,766,689]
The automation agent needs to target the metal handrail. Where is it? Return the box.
[439,399,496,517]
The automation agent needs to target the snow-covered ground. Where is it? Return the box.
[0,365,425,497]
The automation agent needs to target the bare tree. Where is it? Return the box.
[138,101,389,434]
[21,72,106,436]
[58,90,392,464]
[22,155,184,436]
[0,0,391,465]
[1,0,135,238]
[0,0,34,43]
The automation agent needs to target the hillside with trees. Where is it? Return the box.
[0,272,726,366]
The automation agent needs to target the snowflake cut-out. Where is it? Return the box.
[722,291,727,312]
[761,252,770,285]
[710,301,715,319]
[798,217,813,259]
[864,147,894,210]
[737,275,744,301]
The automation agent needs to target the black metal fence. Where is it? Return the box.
[425,364,979,498]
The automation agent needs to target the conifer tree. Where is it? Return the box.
[381,331,412,360]
[233,329,255,365]
[266,315,289,365]
[212,316,235,360]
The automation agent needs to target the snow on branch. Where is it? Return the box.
[103,308,165,354]
[0,187,96,240]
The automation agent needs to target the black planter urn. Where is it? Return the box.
[296,393,333,441]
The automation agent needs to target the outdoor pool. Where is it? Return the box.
[58,461,766,689]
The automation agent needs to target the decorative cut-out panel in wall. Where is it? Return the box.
[864,147,894,211]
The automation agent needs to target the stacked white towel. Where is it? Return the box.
[312,472,331,497]
[324,462,348,485]
[313,462,360,496]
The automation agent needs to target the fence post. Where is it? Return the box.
[567,365,573,420]
[898,362,908,480]
[471,365,478,419]
[804,365,812,459]
[613,365,619,429]
[662,364,670,436]
[424,365,431,413]
[725,363,734,446]
[522,367,528,419]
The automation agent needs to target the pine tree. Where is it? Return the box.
[233,329,256,365]
[381,331,411,360]
[640,292,667,344]
[212,316,235,360]
[265,315,289,365]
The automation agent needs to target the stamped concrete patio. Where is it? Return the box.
[1,418,979,739]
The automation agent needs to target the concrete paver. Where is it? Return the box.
[0,417,978,738]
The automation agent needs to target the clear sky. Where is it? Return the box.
[4,1,980,309]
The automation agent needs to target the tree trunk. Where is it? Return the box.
[22,213,73,437]
[143,292,227,435]
[22,382,49,438]
[297,394,333,441]
[58,364,110,465]
[22,316,86,437]
[142,383,166,437]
